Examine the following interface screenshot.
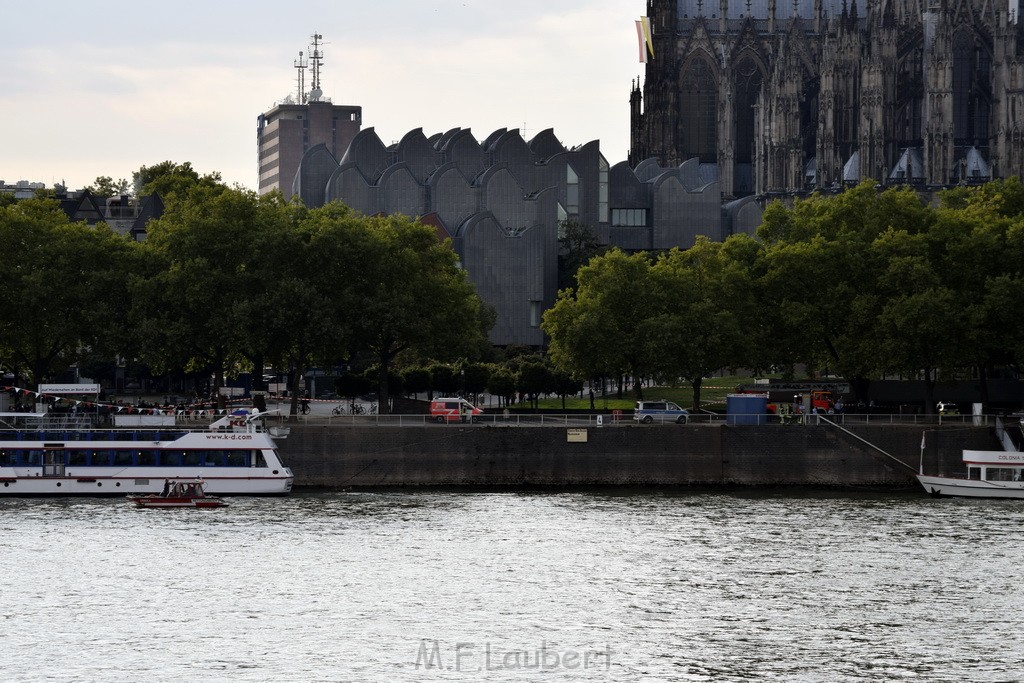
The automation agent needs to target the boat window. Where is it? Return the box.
[182,451,202,466]
[255,452,268,468]
[0,450,12,466]
[24,450,42,466]
[968,467,981,480]
[204,451,224,467]
[137,450,158,466]
[225,450,250,467]
[160,452,182,467]
[68,451,88,466]
[985,467,1016,481]
[91,451,112,466]
[114,451,134,466]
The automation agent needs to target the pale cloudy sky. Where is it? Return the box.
[1,0,643,192]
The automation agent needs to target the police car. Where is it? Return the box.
[633,400,689,424]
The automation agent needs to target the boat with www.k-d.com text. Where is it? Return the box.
[0,409,293,496]
[916,449,1024,498]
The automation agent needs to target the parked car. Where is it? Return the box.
[430,397,482,423]
[634,400,689,424]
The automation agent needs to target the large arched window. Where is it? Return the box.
[895,47,924,148]
[733,56,763,164]
[679,57,718,162]
[952,30,992,147]
[952,31,973,142]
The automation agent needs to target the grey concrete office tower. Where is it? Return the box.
[257,100,362,200]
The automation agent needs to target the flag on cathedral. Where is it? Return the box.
[636,17,653,63]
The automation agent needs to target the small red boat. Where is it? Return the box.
[128,479,228,508]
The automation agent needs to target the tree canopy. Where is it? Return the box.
[7,174,1024,415]
[543,180,1024,412]
[0,198,138,385]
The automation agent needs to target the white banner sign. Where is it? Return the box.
[38,383,101,395]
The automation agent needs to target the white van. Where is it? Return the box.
[429,397,482,423]
[633,400,689,424]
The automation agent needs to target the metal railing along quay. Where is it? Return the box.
[257,412,1001,428]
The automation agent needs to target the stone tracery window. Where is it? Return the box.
[733,56,763,164]
[680,57,718,162]
[952,29,992,147]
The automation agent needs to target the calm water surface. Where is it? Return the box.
[1,491,1022,682]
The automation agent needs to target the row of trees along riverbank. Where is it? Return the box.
[0,163,490,416]
[5,168,1024,415]
[543,179,1024,413]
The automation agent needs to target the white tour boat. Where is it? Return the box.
[0,409,293,496]
[916,449,1024,499]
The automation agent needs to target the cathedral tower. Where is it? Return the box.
[630,0,1024,195]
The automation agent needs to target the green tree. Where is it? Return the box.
[875,289,965,411]
[0,198,137,385]
[85,176,131,197]
[756,183,931,399]
[401,367,432,397]
[543,249,657,397]
[551,367,582,410]
[648,236,757,410]
[461,362,491,400]
[924,187,1024,404]
[486,365,517,406]
[134,184,253,397]
[558,219,606,291]
[428,363,458,397]
[517,360,555,409]
[133,161,222,204]
[347,214,487,413]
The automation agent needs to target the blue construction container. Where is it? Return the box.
[726,393,769,425]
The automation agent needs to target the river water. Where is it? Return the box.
[1,491,1021,682]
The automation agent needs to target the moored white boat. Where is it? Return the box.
[916,449,1024,499]
[0,409,293,496]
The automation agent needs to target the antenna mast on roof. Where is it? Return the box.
[294,50,308,104]
[309,32,324,101]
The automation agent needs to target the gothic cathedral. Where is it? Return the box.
[630,0,1024,197]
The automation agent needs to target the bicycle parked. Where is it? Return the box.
[332,401,369,416]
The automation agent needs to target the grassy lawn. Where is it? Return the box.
[516,376,757,412]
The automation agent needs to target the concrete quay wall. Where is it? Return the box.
[276,424,998,488]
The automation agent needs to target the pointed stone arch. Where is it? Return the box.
[678,51,720,163]
[895,31,925,148]
[732,48,767,166]
[951,25,993,149]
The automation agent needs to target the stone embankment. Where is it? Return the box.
[275,423,997,488]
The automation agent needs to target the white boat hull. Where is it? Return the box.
[0,470,291,496]
[916,474,1024,499]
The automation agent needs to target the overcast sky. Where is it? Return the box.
[1,1,643,192]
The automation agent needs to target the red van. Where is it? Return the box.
[429,397,482,423]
